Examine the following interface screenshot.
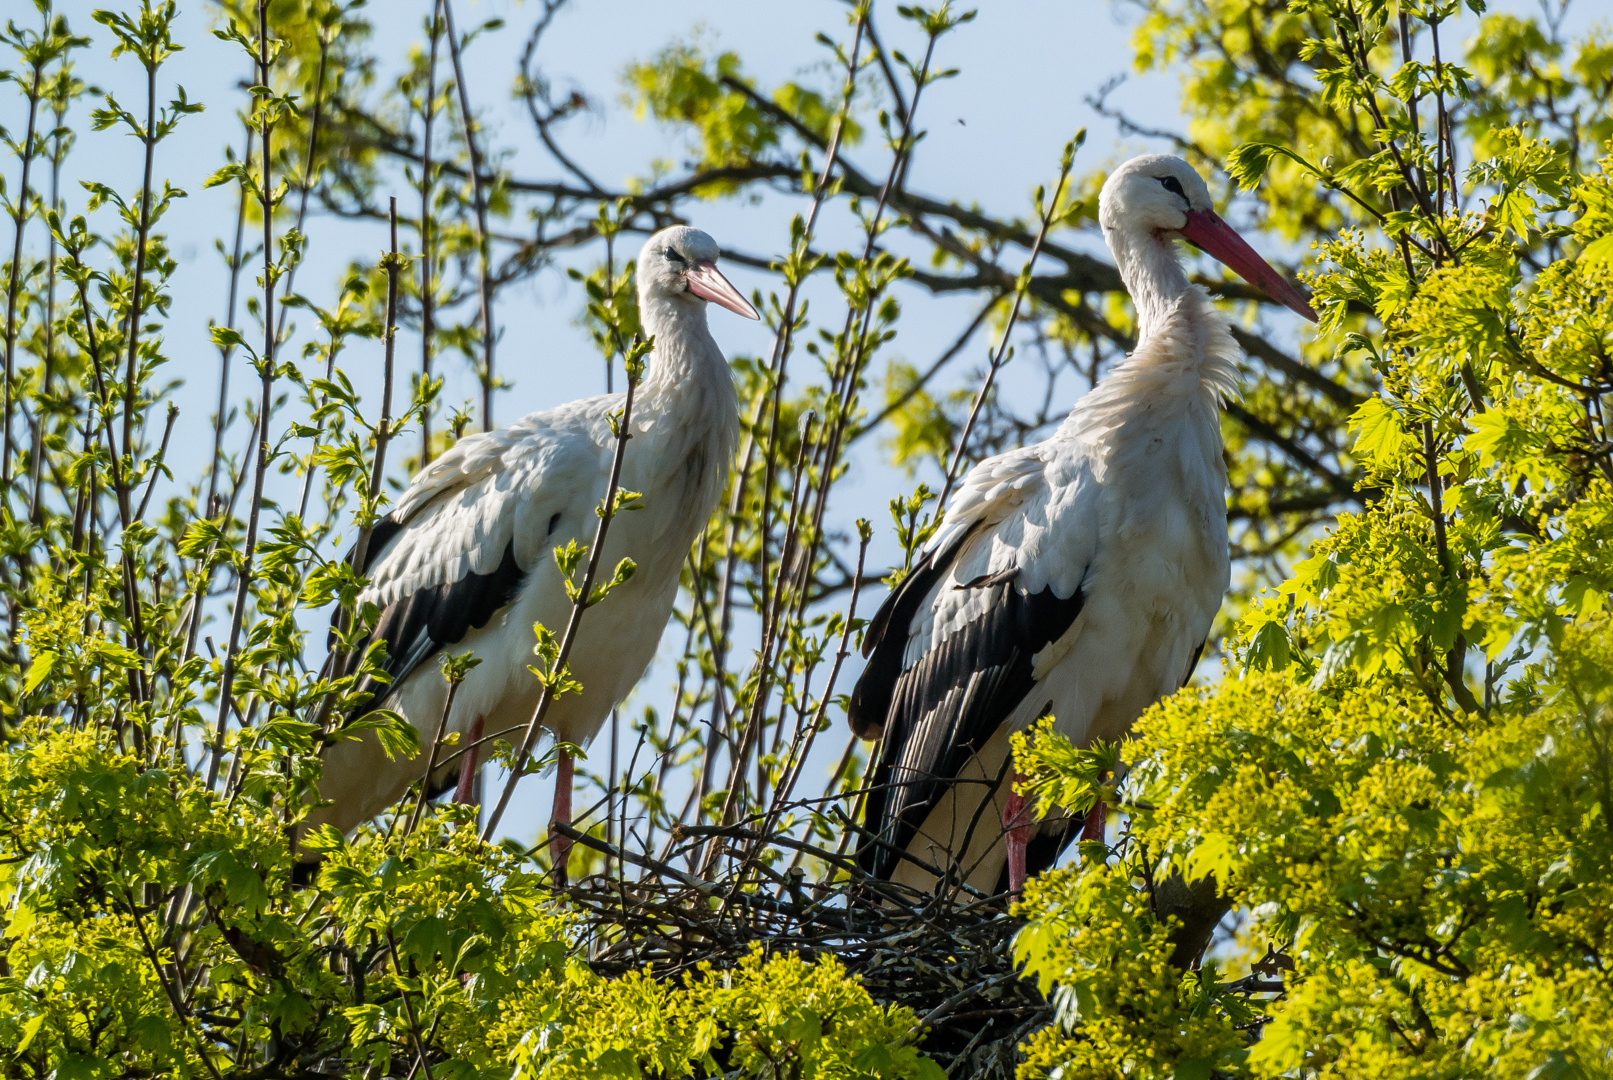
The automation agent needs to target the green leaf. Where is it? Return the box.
[23,651,57,694]
[54,1054,101,1080]
[189,849,269,912]
[852,1044,895,1074]
[1244,621,1292,673]
[300,823,347,855]
[7,903,36,940]
[266,984,315,1033]
[591,1048,642,1078]
[1466,410,1532,465]
[778,1006,821,1044]
[1281,551,1339,601]
[96,641,144,670]
[1578,232,1613,265]
[1225,141,1322,189]
[15,1014,44,1051]
[210,324,247,349]
[1348,396,1410,469]
[1563,576,1605,619]
[338,709,421,761]
[130,1015,172,1053]
[1187,833,1237,882]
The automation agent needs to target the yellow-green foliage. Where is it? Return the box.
[498,949,941,1080]
[622,37,861,189]
[879,360,970,476]
[1014,859,1246,1080]
[0,730,936,1078]
[1017,624,1613,1078]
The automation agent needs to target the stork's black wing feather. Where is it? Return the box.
[333,518,527,709]
[846,543,958,740]
[848,538,1085,881]
[1184,636,1207,686]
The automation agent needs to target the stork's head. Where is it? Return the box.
[638,225,760,320]
[1100,154,1317,322]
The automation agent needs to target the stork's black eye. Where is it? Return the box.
[1158,176,1186,198]
[663,246,687,265]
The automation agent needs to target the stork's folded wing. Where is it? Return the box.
[847,443,1097,882]
[333,406,607,703]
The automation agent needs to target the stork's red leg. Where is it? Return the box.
[1081,797,1105,843]
[453,715,484,805]
[1002,771,1032,894]
[549,747,574,882]
[1081,770,1109,845]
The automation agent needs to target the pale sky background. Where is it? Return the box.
[6,0,1592,847]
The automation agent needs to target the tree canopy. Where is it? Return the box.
[0,0,1608,1077]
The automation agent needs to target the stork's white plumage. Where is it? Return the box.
[847,155,1317,896]
[310,226,757,858]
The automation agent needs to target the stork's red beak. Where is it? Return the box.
[687,260,760,320]
[1179,209,1318,323]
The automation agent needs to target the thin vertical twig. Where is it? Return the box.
[405,671,462,836]
[315,200,404,744]
[1429,18,1457,212]
[203,119,254,529]
[384,932,438,1080]
[117,50,161,500]
[2,54,43,496]
[606,705,619,852]
[205,3,277,788]
[1422,419,1448,568]
[602,230,616,392]
[939,143,1077,508]
[352,200,403,575]
[272,25,333,343]
[187,115,254,670]
[29,73,72,523]
[263,27,334,536]
[135,402,177,521]
[439,0,496,430]
[419,1,443,465]
[294,314,346,522]
[1423,416,1477,711]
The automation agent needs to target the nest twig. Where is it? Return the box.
[553,820,1050,1078]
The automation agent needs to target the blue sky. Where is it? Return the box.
[42,0,1186,434]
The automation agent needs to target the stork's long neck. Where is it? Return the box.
[632,288,741,468]
[1107,226,1195,343]
[625,289,740,566]
[636,292,732,405]
[1089,225,1240,409]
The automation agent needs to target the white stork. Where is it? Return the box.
[846,155,1317,896]
[309,226,757,861]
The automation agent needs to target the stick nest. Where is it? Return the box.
[556,822,1050,1079]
